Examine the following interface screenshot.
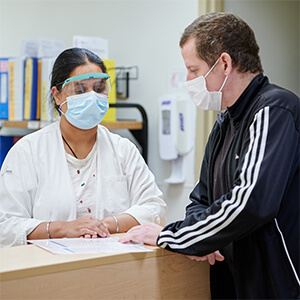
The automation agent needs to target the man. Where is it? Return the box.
[120,12,300,299]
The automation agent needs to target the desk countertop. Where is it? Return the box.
[0,241,164,281]
[0,239,210,299]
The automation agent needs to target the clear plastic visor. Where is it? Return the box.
[61,73,111,96]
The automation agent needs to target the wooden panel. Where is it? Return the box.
[101,120,143,130]
[159,253,210,299]
[1,252,210,299]
[0,244,160,281]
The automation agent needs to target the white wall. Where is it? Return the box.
[0,0,198,223]
[224,0,300,96]
[1,0,298,223]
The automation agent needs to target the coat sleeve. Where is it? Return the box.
[157,104,299,256]
[0,139,45,247]
[120,139,167,226]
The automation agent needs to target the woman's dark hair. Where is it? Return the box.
[50,47,107,111]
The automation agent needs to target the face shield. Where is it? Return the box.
[61,73,111,97]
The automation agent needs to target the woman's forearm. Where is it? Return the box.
[27,221,66,240]
[101,213,140,233]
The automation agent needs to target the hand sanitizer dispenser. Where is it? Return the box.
[159,95,178,161]
[159,93,195,184]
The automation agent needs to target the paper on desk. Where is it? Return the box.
[29,237,153,255]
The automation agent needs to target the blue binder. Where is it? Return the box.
[0,58,9,120]
[23,57,39,120]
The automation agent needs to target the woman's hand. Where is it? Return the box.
[27,215,110,240]
[64,215,110,238]
[119,223,163,245]
[187,250,224,265]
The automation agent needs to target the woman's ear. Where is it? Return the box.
[51,86,63,107]
[220,52,233,76]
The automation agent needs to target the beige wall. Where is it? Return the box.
[225,0,299,96]
[194,0,299,185]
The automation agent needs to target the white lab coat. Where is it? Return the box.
[0,121,166,247]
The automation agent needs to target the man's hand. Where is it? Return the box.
[187,250,224,265]
[119,223,163,245]
[119,223,225,266]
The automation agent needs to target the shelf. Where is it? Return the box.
[102,120,143,130]
[0,120,143,131]
[0,103,148,163]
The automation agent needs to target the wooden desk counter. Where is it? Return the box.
[0,242,210,299]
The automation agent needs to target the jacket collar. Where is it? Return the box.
[226,73,269,124]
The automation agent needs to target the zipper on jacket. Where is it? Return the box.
[208,113,227,202]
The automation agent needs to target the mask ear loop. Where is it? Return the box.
[204,57,220,79]
[58,99,68,116]
[219,75,228,92]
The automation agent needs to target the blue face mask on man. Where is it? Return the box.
[59,91,109,130]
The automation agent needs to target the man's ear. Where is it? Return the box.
[220,52,233,76]
[51,86,63,107]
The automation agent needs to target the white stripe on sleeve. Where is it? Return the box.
[158,107,269,249]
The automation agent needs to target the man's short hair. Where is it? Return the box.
[180,12,263,73]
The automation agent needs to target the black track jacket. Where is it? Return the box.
[157,74,300,299]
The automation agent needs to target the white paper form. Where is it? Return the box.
[29,237,153,255]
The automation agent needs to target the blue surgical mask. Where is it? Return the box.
[59,91,109,130]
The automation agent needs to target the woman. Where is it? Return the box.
[0,48,166,247]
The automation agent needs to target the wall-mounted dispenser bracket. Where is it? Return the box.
[114,66,139,100]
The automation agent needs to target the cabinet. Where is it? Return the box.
[0,103,148,163]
